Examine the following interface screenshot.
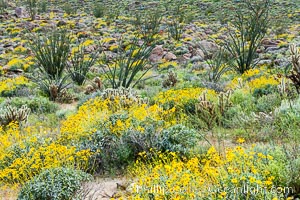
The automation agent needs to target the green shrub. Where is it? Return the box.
[93,3,105,18]
[17,167,92,200]
[27,30,71,101]
[255,93,282,113]
[222,0,271,74]
[252,84,278,98]
[63,3,76,15]
[25,0,38,20]
[100,37,154,88]
[78,122,202,174]
[1,97,58,114]
[158,124,200,156]
[38,0,47,13]
[67,45,100,85]
[231,89,255,112]
[130,7,162,43]
[0,0,8,15]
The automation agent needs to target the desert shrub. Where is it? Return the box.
[17,167,92,200]
[0,0,8,14]
[28,30,71,101]
[25,0,38,20]
[100,38,154,88]
[231,89,255,112]
[62,2,76,15]
[222,0,271,74]
[78,122,202,174]
[252,84,278,98]
[201,46,232,83]
[93,3,105,18]
[274,98,300,142]
[130,7,162,43]
[128,145,292,200]
[158,124,200,156]
[0,97,58,114]
[255,93,282,113]
[67,45,100,85]
[38,0,47,13]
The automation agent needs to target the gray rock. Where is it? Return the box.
[257,59,272,65]
[15,7,23,18]
[198,40,218,54]
[164,52,177,61]
[57,20,67,27]
[274,58,290,68]
[151,45,164,55]
[190,56,203,63]
[149,45,164,62]
[75,22,87,29]
[266,46,280,52]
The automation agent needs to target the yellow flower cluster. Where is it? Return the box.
[0,76,28,94]
[127,146,284,199]
[60,97,177,143]
[248,76,279,90]
[227,68,279,92]
[158,61,178,69]
[0,122,91,185]
[154,87,217,106]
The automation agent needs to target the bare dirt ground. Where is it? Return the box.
[78,177,129,200]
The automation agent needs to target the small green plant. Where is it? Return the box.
[25,0,38,21]
[101,38,154,88]
[63,2,76,15]
[159,124,200,156]
[167,19,183,41]
[93,3,105,18]
[0,97,58,114]
[0,0,8,15]
[202,46,231,83]
[17,167,93,200]
[222,0,271,74]
[68,45,100,85]
[130,7,163,43]
[38,0,47,13]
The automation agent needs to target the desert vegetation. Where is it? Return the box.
[0,0,299,199]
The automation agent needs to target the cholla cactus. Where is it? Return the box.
[101,87,148,106]
[238,111,274,128]
[0,105,31,126]
[162,71,178,88]
[195,90,232,130]
[218,90,232,115]
[85,77,102,95]
[287,44,300,93]
[196,92,218,130]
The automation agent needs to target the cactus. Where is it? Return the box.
[218,90,232,116]
[0,105,31,126]
[55,89,74,104]
[195,92,218,130]
[85,77,102,95]
[162,71,178,88]
[287,44,300,94]
[101,87,148,109]
[195,90,232,130]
